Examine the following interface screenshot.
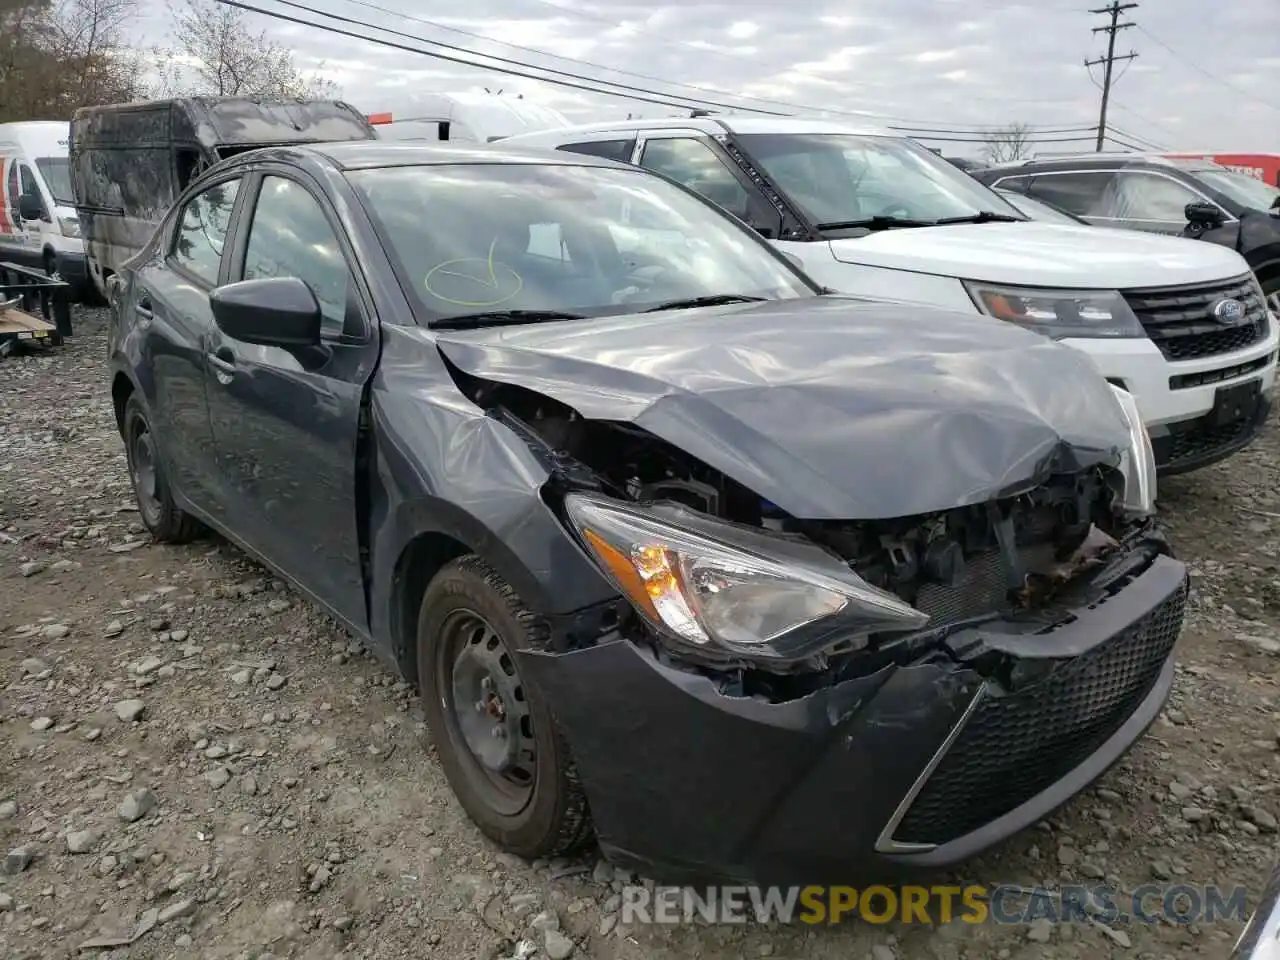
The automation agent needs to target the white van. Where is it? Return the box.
[0,121,88,299]
[503,116,1280,477]
[367,92,571,144]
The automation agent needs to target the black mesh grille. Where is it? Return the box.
[1160,417,1258,471]
[1124,275,1268,361]
[891,576,1188,846]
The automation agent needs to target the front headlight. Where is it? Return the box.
[1109,384,1157,516]
[59,218,80,238]
[965,281,1145,340]
[563,493,929,663]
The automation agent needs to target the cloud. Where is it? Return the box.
[132,0,1280,154]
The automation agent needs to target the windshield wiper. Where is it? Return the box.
[641,294,769,313]
[933,210,1026,225]
[428,310,586,330]
[816,215,934,231]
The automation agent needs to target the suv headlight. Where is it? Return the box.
[563,493,929,663]
[964,281,1145,340]
[59,218,80,238]
[1109,384,1157,516]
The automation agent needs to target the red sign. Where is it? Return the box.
[1163,153,1280,186]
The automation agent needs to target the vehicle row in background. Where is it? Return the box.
[502,115,1278,478]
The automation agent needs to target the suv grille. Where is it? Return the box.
[1123,275,1268,362]
[890,576,1187,846]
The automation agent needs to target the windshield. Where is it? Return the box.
[35,157,73,206]
[1193,169,1280,211]
[347,162,815,322]
[996,189,1084,225]
[734,133,1025,229]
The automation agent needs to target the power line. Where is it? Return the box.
[1106,100,1179,144]
[515,0,1090,110]
[245,0,791,116]
[304,0,1100,132]
[1085,1,1138,152]
[1106,122,1166,150]
[1134,23,1280,116]
[318,0,881,123]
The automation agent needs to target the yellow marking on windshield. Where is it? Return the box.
[424,237,524,307]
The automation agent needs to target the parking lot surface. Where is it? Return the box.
[2,307,1277,959]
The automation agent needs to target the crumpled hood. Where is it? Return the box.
[828,221,1252,288]
[433,296,1132,519]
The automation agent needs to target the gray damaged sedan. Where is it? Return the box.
[106,140,1184,884]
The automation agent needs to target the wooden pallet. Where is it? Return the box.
[0,297,60,355]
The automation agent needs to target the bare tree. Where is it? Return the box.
[0,0,143,122]
[48,0,145,107]
[153,0,339,100]
[981,122,1035,164]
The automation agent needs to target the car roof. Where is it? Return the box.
[500,114,897,143]
[221,139,625,172]
[979,152,1218,175]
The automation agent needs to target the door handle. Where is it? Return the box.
[207,346,236,378]
[135,296,153,320]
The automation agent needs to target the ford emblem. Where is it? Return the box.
[1212,297,1246,326]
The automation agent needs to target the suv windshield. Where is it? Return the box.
[1193,168,1280,212]
[347,162,815,323]
[35,157,73,205]
[734,133,1026,230]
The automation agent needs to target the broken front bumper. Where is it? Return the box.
[519,553,1189,885]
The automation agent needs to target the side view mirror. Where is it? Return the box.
[209,276,322,348]
[18,193,45,222]
[1185,201,1225,228]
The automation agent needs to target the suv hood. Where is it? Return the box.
[828,221,1251,289]
[434,296,1131,520]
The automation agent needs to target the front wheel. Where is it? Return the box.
[417,555,593,858]
[122,393,203,543]
[1261,275,1280,314]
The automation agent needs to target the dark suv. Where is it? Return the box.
[974,154,1280,300]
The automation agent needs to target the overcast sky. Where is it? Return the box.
[135,0,1280,156]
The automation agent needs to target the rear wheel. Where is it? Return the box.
[122,393,203,543]
[416,555,592,858]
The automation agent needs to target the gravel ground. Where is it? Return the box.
[2,307,1278,960]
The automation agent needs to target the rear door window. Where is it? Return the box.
[170,177,241,286]
[1026,171,1114,217]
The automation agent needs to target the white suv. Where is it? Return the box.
[502,116,1278,477]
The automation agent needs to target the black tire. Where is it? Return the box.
[417,554,593,858]
[121,393,203,543]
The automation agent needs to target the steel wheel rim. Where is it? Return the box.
[128,416,162,526]
[437,608,537,816]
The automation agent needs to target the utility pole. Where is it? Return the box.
[1085,1,1138,151]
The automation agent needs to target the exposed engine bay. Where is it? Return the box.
[454,367,1168,697]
